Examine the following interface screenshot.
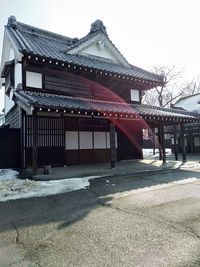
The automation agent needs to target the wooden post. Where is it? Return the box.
[32,110,38,175]
[152,126,156,155]
[180,123,186,162]
[160,121,166,164]
[158,123,163,160]
[189,132,194,154]
[173,124,178,161]
[110,122,116,168]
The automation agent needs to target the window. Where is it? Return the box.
[130,89,140,102]
[26,71,42,88]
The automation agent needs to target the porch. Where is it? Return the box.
[30,150,200,180]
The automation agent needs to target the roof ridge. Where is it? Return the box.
[9,19,74,45]
[139,103,200,116]
[130,64,163,81]
[23,90,130,105]
[175,93,200,104]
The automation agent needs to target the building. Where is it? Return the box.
[1,16,200,173]
[172,94,200,153]
[0,114,5,126]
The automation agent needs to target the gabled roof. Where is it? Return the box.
[4,16,164,85]
[14,90,200,122]
[174,93,200,113]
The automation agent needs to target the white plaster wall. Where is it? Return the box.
[15,63,22,88]
[94,132,107,149]
[65,131,79,150]
[165,134,171,140]
[0,115,5,126]
[131,89,140,102]
[79,131,93,149]
[194,136,200,146]
[5,90,14,113]
[26,71,42,88]
[9,48,15,61]
[81,43,117,62]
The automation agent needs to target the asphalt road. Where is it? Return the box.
[1,168,200,267]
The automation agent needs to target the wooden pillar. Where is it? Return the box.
[189,132,194,154]
[157,123,163,160]
[173,124,178,161]
[32,110,38,175]
[180,123,186,162]
[152,126,156,155]
[110,122,116,168]
[160,121,166,164]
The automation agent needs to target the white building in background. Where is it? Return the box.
[0,114,5,126]
[174,93,200,114]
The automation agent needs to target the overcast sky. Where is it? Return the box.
[0,0,200,112]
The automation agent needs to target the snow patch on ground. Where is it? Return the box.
[0,169,19,180]
[0,170,100,202]
[143,148,172,158]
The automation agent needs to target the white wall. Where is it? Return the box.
[15,62,22,88]
[65,131,79,150]
[9,48,15,61]
[5,89,14,113]
[79,131,93,149]
[131,89,140,102]
[94,132,107,149]
[194,136,200,146]
[65,131,118,150]
[82,43,117,62]
[26,71,42,88]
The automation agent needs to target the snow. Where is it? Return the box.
[0,169,100,202]
[174,94,200,113]
[0,169,19,180]
[142,148,172,157]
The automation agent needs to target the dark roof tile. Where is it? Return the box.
[6,17,164,84]
[14,90,200,121]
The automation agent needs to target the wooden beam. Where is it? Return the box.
[32,110,38,175]
[152,125,156,155]
[173,124,178,161]
[157,123,163,160]
[160,121,166,164]
[180,123,187,162]
[110,122,116,168]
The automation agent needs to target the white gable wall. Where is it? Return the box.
[69,33,130,67]
[1,30,23,114]
[82,42,118,62]
[5,91,14,113]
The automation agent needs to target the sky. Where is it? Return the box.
[0,0,200,112]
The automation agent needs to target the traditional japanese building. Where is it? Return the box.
[1,16,200,173]
[171,94,200,153]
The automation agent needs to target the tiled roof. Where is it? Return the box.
[14,90,200,121]
[5,16,163,84]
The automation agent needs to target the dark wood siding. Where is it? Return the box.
[5,105,22,128]
[45,74,91,97]
[25,116,65,167]
[0,129,20,168]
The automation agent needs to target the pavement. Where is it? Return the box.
[30,151,200,181]
[1,166,200,266]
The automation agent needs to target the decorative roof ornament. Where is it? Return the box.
[7,15,18,28]
[90,20,108,35]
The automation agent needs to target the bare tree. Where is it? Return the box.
[180,76,200,97]
[142,65,184,107]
